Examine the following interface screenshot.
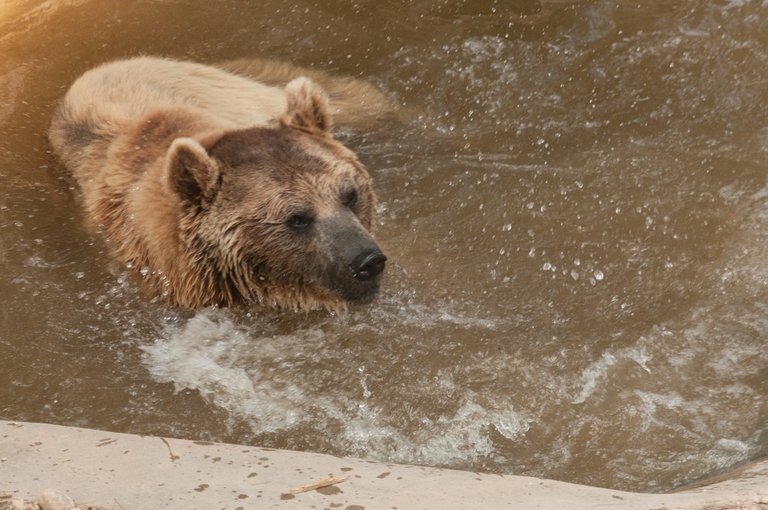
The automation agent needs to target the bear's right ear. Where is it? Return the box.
[165,137,222,207]
[281,77,332,134]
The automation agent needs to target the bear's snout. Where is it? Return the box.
[318,212,386,303]
[351,250,387,282]
[330,240,386,303]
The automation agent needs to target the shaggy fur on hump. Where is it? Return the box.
[49,57,390,310]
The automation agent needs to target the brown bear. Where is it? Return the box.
[48,56,391,311]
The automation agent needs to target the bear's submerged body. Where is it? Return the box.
[49,57,390,311]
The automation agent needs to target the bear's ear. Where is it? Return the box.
[281,77,332,134]
[165,137,222,207]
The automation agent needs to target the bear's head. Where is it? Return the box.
[163,78,386,311]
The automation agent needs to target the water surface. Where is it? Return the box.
[0,0,766,492]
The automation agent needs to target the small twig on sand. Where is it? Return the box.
[289,475,349,494]
[0,493,12,510]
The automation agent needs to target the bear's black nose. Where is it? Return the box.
[351,250,387,281]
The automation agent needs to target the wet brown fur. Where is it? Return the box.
[48,57,389,311]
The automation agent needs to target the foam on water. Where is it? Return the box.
[141,302,528,467]
[142,314,323,432]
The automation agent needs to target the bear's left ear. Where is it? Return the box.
[281,77,332,134]
[165,137,222,208]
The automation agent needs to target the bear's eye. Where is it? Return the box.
[286,212,314,230]
[341,189,358,209]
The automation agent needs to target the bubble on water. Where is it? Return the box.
[634,391,685,430]
[706,438,758,471]
[493,412,531,440]
[437,310,498,330]
[529,247,536,257]
[24,255,48,268]
[594,270,605,281]
[139,266,150,277]
[627,347,652,374]
[502,223,512,232]
[572,351,617,404]
[358,366,372,400]
[542,262,552,271]
[341,398,530,466]
[570,270,579,281]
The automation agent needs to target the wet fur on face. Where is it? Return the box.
[178,126,380,310]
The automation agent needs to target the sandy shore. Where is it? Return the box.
[1,420,767,509]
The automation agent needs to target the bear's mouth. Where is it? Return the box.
[333,279,382,304]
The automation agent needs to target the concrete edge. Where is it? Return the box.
[1,420,767,510]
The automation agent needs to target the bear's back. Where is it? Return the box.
[49,57,287,170]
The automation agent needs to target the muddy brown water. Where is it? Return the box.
[1,0,767,493]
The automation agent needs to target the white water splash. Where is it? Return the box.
[141,309,527,467]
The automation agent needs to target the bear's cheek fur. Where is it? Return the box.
[229,218,382,304]
[232,224,322,282]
